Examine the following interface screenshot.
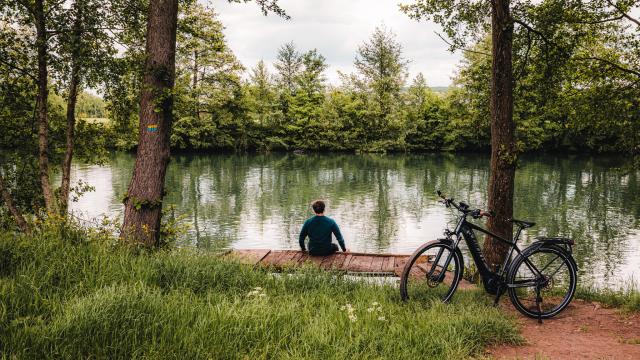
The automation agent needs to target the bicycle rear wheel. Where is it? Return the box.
[400,240,463,303]
[507,245,577,319]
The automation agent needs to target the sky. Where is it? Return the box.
[210,0,462,87]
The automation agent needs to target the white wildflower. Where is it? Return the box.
[372,302,379,306]
[377,316,386,321]
[367,307,374,313]
[340,305,346,311]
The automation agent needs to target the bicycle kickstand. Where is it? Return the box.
[535,287,543,324]
[493,286,505,307]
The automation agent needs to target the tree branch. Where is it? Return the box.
[0,58,37,81]
[574,56,640,78]
[513,19,552,45]
[514,18,640,79]
[0,173,31,234]
[607,0,640,27]
[568,15,625,24]
[434,31,490,57]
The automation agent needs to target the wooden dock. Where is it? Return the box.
[228,249,413,276]
[228,249,474,290]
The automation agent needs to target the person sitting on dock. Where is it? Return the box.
[299,200,348,256]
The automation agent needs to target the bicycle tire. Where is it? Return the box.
[507,245,577,319]
[400,240,463,303]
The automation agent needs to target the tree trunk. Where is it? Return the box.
[60,1,84,215]
[60,62,80,215]
[193,50,200,119]
[0,174,31,234]
[120,0,179,246]
[35,0,57,214]
[483,0,516,271]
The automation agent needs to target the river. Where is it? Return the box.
[67,152,640,289]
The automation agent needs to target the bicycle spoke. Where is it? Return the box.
[508,246,576,318]
[401,242,461,303]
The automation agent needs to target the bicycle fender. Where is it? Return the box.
[518,241,578,271]
[525,237,574,255]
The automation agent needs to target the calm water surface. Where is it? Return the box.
[68,153,640,289]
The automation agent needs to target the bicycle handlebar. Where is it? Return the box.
[436,190,494,219]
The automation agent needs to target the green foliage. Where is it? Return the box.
[0,224,521,358]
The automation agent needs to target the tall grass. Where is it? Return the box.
[575,284,640,312]
[0,222,521,359]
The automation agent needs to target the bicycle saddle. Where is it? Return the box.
[508,218,536,228]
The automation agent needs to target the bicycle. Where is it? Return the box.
[400,190,577,322]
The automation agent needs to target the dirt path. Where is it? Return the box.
[488,299,640,359]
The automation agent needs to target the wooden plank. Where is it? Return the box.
[271,250,295,267]
[394,255,409,276]
[288,251,305,265]
[260,250,284,266]
[320,253,338,269]
[340,254,354,271]
[230,249,428,276]
[230,249,271,265]
[297,252,310,265]
[370,257,385,272]
[329,253,347,269]
[349,255,375,272]
[274,250,300,267]
[381,257,393,272]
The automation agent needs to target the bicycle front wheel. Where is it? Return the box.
[400,241,463,303]
[507,245,577,319]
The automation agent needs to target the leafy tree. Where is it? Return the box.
[171,3,245,150]
[274,41,303,125]
[289,49,329,149]
[247,60,278,127]
[121,0,289,246]
[342,26,409,151]
[404,73,446,151]
[402,0,521,273]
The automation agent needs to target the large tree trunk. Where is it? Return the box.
[120,0,179,246]
[35,0,57,214]
[60,1,84,215]
[483,0,516,271]
[0,174,31,234]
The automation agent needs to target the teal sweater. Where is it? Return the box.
[299,215,346,253]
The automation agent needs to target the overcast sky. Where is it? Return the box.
[210,0,462,87]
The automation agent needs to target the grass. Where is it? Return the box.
[0,221,522,359]
[574,284,640,312]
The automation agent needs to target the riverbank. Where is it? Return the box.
[0,222,520,359]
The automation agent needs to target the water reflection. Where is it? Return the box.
[67,152,640,288]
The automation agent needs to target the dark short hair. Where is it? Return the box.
[311,200,325,214]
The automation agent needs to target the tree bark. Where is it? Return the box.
[483,0,516,271]
[60,1,84,215]
[35,0,57,214]
[193,50,200,119]
[120,0,179,246]
[0,174,31,234]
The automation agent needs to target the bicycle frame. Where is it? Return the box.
[443,213,544,294]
